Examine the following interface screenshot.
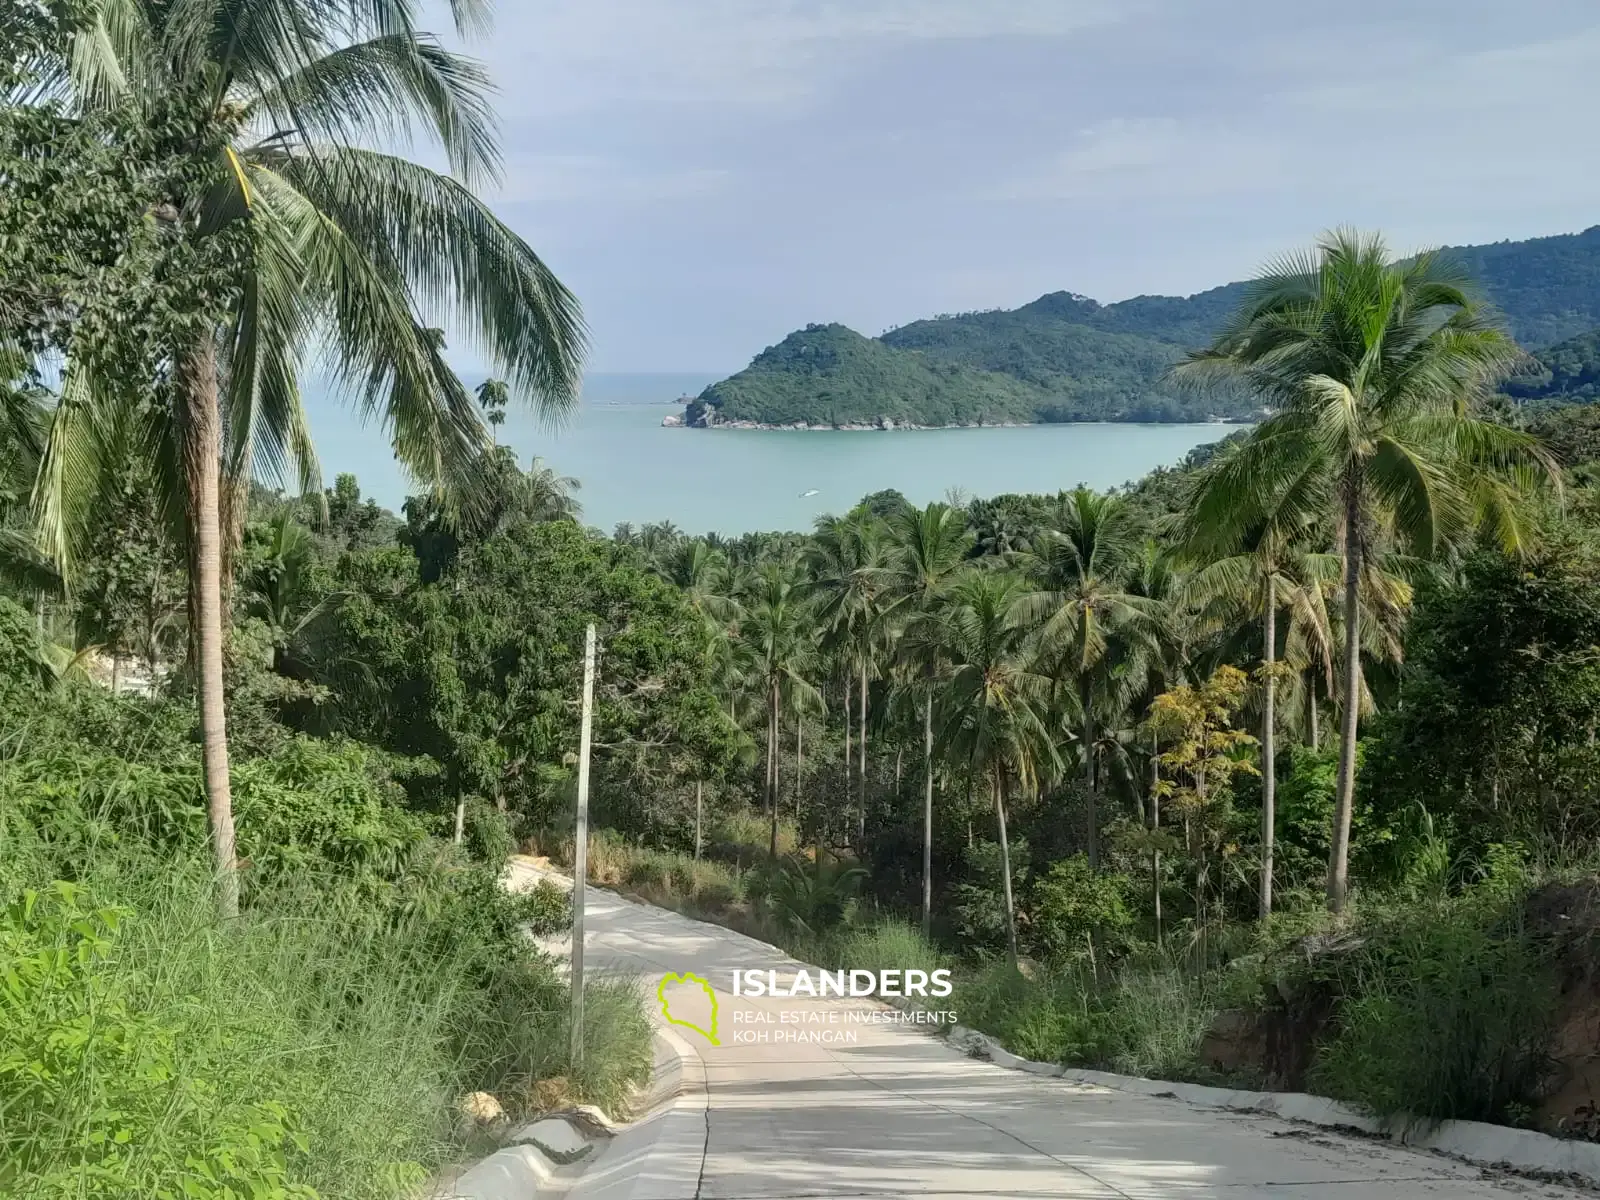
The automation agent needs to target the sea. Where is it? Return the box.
[303,372,1232,535]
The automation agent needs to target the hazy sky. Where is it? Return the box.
[434,0,1600,373]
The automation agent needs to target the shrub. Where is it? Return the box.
[1310,904,1557,1125]
[1028,855,1135,963]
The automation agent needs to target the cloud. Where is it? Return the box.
[989,117,1283,201]
[474,0,1142,116]
[490,155,730,207]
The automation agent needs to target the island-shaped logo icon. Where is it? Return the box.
[658,972,719,1046]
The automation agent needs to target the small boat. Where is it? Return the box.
[799,489,819,498]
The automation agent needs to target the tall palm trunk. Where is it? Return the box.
[993,769,1019,965]
[921,696,934,939]
[794,716,803,826]
[1307,677,1319,751]
[1260,574,1277,918]
[1329,486,1363,913]
[768,681,781,860]
[178,337,239,919]
[1081,675,1098,867]
[694,778,703,863]
[857,664,868,842]
[1150,730,1162,948]
[842,676,852,825]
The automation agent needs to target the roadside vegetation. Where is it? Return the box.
[15,1,1600,1193]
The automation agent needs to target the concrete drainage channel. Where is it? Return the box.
[439,1025,705,1199]
[939,1019,1600,1192]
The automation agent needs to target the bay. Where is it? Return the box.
[305,372,1233,535]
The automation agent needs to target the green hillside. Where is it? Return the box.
[686,324,1048,428]
[1506,328,1600,404]
[688,225,1600,429]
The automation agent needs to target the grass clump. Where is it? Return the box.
[1309,900,1557,1126]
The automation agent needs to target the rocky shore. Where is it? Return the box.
[661,412,1032,430]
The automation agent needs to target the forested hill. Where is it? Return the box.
[687,225,1600,429]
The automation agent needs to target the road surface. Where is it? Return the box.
[514,861,1582,1200]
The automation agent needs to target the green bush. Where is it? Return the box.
[1028,855,1135,963]
[1310,904,1557,1125]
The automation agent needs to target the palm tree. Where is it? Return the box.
[742,562,820,859]
[884,501,973,936]
[1181,448,1330,917]
[1178,229,1554,912]
[477,378,509,443]
[42,0,586,916]
[1018,487,1161,867]
[933,571,1059,964]
[808,510,895,842]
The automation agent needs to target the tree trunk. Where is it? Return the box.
[993,770,1019,965]
[178,337,239,919]
[1260,575,1277,919]
[858,665,868,843]
[1308,678,1319,751]
[1328,488,1364,913]
[794,716,803,825]
[453,797,466,844]
[921,696,934,939]
[111,650,122,696]
[1082,677,1098,867]
[895,744,903,795]
[694,779,703,863]
[768,683,781,860]
[842,675,852,828]
[1150,730,1162,949]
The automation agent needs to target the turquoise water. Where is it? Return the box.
[304,373,1231,535]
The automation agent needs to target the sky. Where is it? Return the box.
[422,0,1600,373]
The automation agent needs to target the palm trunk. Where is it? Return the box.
[178,337,239,919]
[111,651,122,696]
[794,716,803,826]
[857,665,868,843]
[921,696,934,939]
[993,769,1019,965]
[1150,731,1162,949]
[1307,677,1320,751]
[842,675,852,826]
[694,778,703,863]
[1328,488,1363,914]
[1081,677,1098,867]
[768,683,781,860]
[1260,575,1277,919]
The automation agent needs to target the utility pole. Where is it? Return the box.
[570,624,597,1070]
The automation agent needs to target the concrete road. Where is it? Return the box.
[517,863,1583,1200]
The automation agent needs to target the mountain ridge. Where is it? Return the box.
[683,225,1600,430]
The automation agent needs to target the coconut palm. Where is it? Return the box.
[933,571,1059,964]
[476,377,509,442]
[39,0,586,915]
[884,501,973,936]
[1178,229,1555,912]
[741,562,821,859]
[808,510,897,841]
[1018,487,1163,867]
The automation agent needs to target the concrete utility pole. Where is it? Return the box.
[570,624,597,1069]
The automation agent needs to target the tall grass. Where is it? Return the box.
[0,840,652,1199]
